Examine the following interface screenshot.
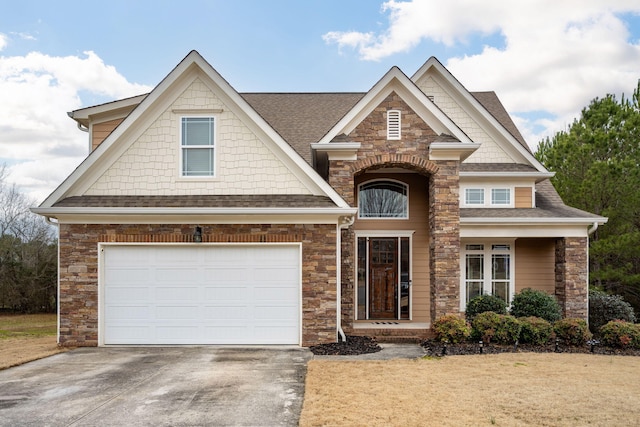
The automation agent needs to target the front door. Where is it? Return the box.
[369,238,398,318]
[357,236,411,320]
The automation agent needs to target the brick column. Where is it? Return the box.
[429,160,461,322]
[555,237,589,319]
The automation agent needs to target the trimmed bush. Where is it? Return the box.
[510,288,562,322]
[465,294,508,321]
[553,318,592,346]
[518,316,554,346]
[599,320,640,349]
[471,312,522,344]
[433,314,471,343]
[589,289,636,333]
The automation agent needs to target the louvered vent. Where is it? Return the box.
[387,110,401,140]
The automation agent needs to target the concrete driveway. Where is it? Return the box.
[0,346,311,426]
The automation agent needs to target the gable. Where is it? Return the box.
[38,51,352,210]
[414,74,515,163]
[85,78,311,196]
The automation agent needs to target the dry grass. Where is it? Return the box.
[301,353,640,426]
[0,313,66,369]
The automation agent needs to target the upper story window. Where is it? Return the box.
[491,188,511,205]
[387,110,401,140]
[358,180,408,219]
[181,117,215,177]
[465,188,485,205]
[462,186,513,207]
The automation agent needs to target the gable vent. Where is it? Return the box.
[387,110,401,140]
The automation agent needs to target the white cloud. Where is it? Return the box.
[0,33,7,51]
[324,1,640,148]
[0,51,152,203]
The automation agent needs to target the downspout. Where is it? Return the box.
[44,216,60,344]
[337,215,355,342]
[588,221,598,235]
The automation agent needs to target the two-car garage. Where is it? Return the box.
[101,244,301,345]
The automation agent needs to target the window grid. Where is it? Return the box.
[181,117,215,177]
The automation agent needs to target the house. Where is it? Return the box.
[33,51,606,347]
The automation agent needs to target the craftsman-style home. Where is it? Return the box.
[33,51,606,346]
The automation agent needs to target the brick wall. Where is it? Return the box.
[555,237,589,319]
[58,223,337,347]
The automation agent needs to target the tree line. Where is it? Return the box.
[535,81,640,315]
[0,166,57,313]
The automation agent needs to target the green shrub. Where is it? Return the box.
[510,288,562,322]
[589,289,636,333]
[471,312,522,344]
[518,316,554,345]
[465,294,508,321]
[553,318,592,346]
[599,320,640,349]
[432,314,471,344]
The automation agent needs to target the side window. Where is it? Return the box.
[465,188,485,205]
[387,110,401,140]
[491,188,510,205]
[358,180,408,218]
[181,117,215,177]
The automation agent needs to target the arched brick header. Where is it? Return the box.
[350,154,439,176]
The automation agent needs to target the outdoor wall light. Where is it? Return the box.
[193,226,203,243]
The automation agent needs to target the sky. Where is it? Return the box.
[1,0,640,203]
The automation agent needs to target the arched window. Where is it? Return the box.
[358,180,408,218]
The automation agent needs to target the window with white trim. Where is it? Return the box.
[462,243,514,308]
[358,180,408,218]
[387,110,401,140]
[465,188,485,205]
[181,117,215,177]
[491,188,510,205]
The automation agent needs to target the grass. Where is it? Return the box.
[300,353,640,426]
[0,313,64,370]
[0,313,57,338]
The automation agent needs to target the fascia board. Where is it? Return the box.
[460,171,555,182]
[31,207,359,225]
[316,67,471,145]
[412,58,548,173]
[461,216,608,225]
[68,94,148,122]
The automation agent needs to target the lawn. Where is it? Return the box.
[0,313,65,369]
[300,353,640,426]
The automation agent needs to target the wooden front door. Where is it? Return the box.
[369,238,398,319]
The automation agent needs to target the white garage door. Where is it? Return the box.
[102,245,300,345]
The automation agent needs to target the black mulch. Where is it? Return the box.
[308,335,640,357]
[309,335,382,355]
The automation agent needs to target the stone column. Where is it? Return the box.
[429,160,461,322]
[555,237,589,319]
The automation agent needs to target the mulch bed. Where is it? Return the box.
[309,336,382,355]
[308,335,640,357]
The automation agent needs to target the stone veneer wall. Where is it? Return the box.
[429,160,461,322]
[58,223,337,347]
[555,237,589,319]
[329,92,463,330]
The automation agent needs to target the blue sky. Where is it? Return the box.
[1,0,640,202]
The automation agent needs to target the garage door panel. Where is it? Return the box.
[156,287,199,301]
[106,286,150,302]
[203,268,249,282]
[103,245,300,345]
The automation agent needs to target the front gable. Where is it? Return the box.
[412,57,546,170]
[39,51,349,209]
[85,77,310,196]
